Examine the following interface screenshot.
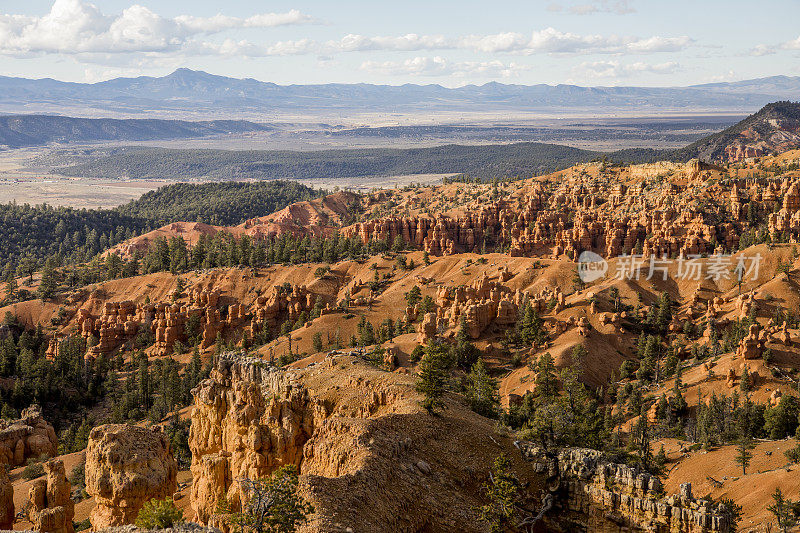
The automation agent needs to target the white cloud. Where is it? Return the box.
[626,36,692,53]
[174,10,314,33]
[334,29,691,56]
[327,33,452,53]
[750,44,775,56]
[459,29,690,55]
[574,60,679,79]
[0,0,315,56]
[360,56,529,78]
[781,35,800,50]
[744,36,800,57]
[0,1,691,65]
[705,70,737,83]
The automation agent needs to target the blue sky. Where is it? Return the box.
[0,0,798,86]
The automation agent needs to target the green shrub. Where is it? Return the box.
[73,518,91,532]
[22,458,45,480]
[135,497,183,529]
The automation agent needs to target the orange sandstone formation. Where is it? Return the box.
[26,459,74,533]
[0,405,57,466]
[85,424,178,529]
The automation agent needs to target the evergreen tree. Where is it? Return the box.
[477,454,520,533]
[740,365,751,393]
[464,358,500,418]
[416,343,451,413]
[734,434,755,475]
[217,465,314,533]
[768,488,797,533]
[533,352,558,405]
[312,332,323,353]
[634,405,653,471]
[405,285,422,307]
[672,364,688,415]
[37,258,58,300]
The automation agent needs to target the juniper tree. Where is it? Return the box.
[217,465,314,533]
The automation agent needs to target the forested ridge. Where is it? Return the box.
[0,115,269,149]
[0,180,324,270]
[58,143,669,181]
[59,107,800,183]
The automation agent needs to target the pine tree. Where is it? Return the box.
[405,285,422,307]
[734,434,755,475]
[740,364,751,393]
[4,274,16,302]
[654,444,667,468]
[312,332,323,353]
[464,358,500,418]
[534,352,558,405]
[37,259,58,300]
[768,488,797,533]
[477,454,520,533]
[672,364,687,414]
[415,343,450,413]
[635,405,653,470]
[137,353,151,410]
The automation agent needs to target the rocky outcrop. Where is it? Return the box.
[26,459,74,533]
[250,284,330,333]
[0,405,57,466]
[189,352,542,533]
[0,464,13,530]
[416,312,438,343]
[736,323,764,360]
[520,443,731,533]
[76,281,331,357]
[92,525,220,533]
[85,425,178,529]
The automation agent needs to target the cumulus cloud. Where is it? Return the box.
[327,33,452,53]
[0,0,315,56]
[333,29,691,56]
[360,56,529,78]
[781,35,800,50]
[0,0,691,66]
[746,36,800,57]
[460,29,690,55]
[574,60,679,79]
[175,10,313,33]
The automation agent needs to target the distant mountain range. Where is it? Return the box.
[0,115,270,149]
[1,69,799,118]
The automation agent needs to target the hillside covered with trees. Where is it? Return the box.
[57,143,623,181]
[0,180,324,270]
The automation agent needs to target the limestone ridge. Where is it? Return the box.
[520,443,731,533]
